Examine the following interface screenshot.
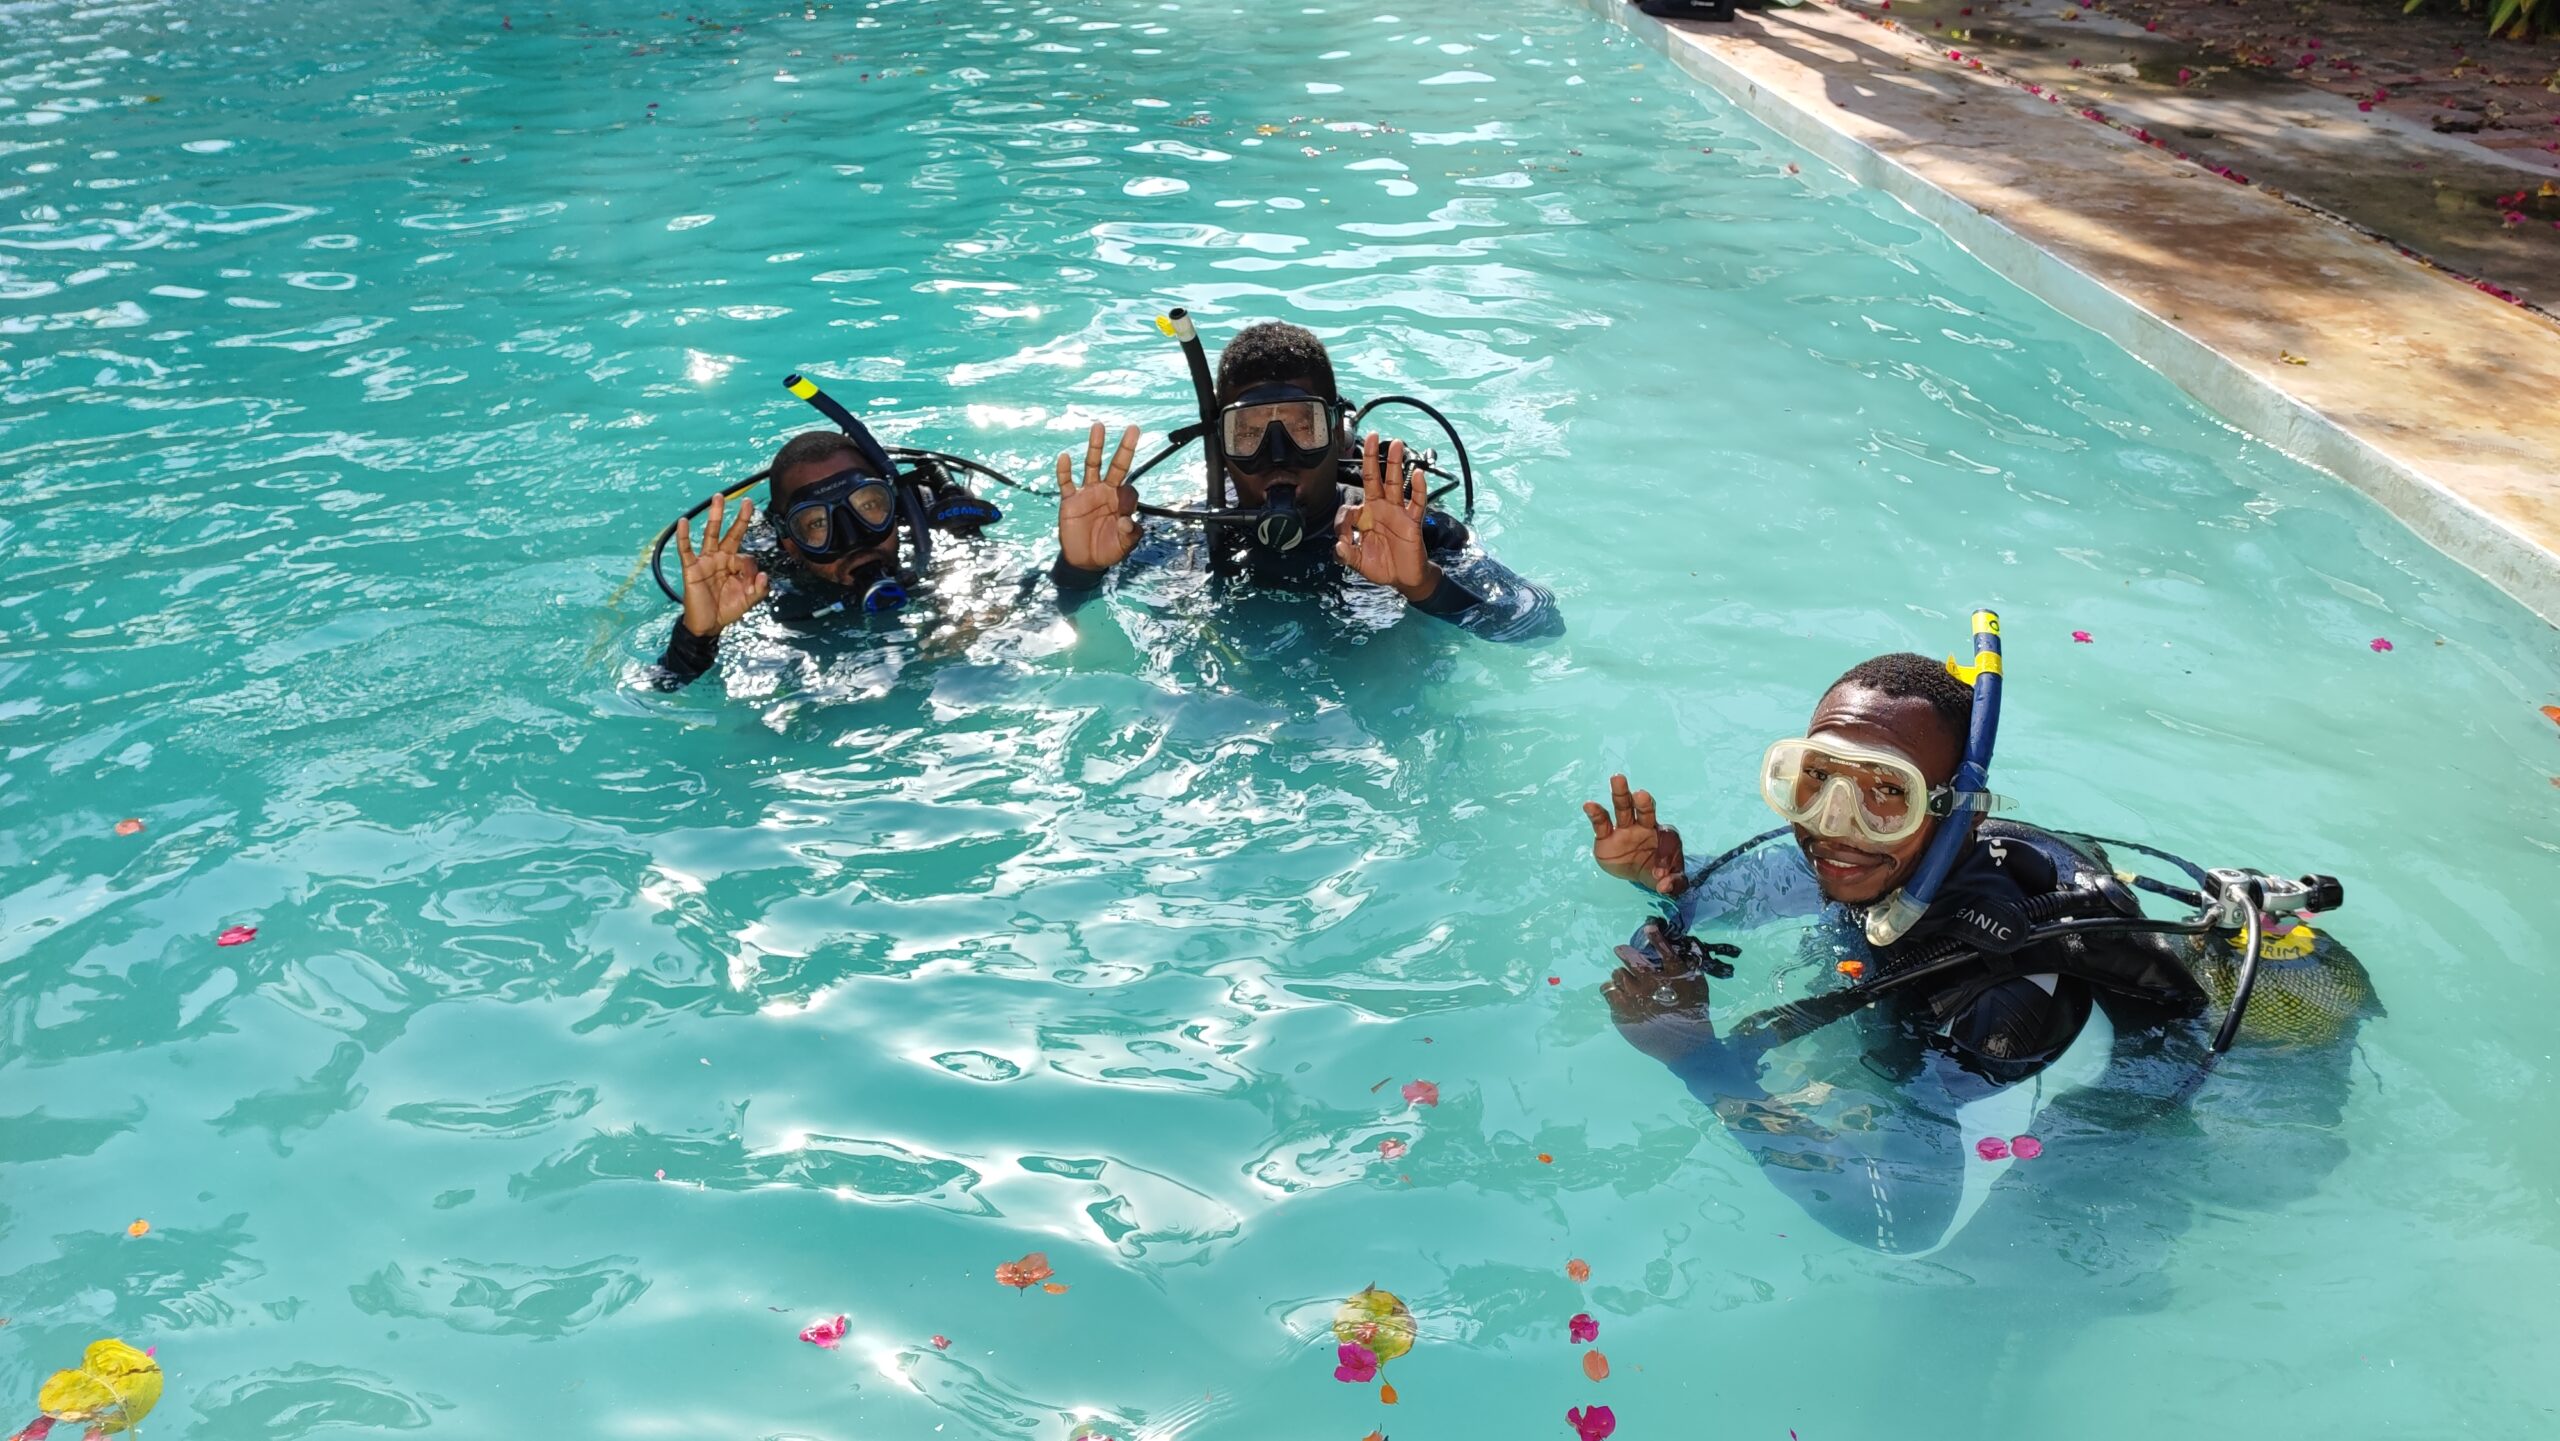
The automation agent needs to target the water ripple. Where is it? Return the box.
[0,0,2554,1437]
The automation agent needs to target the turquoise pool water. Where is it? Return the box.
[6,0,2560,1436]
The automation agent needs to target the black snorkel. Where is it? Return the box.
[1116,309,1481,558]
[645,372,1034,606]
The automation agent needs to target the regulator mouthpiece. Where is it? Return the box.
[860,575,909,615]
[1252,485,1312,551]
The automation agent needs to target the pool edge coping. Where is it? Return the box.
[1580,0,2560,629]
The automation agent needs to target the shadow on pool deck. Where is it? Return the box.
[1593,0,2560,624]
[1857,0,2560,313]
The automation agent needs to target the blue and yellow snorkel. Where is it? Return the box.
[1865,609,2005,947]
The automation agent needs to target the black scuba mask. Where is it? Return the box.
[1220,385,1344,477]
[782,467,900,562]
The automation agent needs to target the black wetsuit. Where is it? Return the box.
[1863,821,2207,1083]
[1619,822,2373,1256]
[1050,501,1562,644]
[652,477,1000,690]
[1652,820,2206,1084]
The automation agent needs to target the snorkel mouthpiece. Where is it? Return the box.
[1865,610,2004,948]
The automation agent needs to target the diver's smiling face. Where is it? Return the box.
[1792,683,1964,906]
[775,455,898,587]
[1222,370,1341,511]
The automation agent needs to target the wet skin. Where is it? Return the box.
[1581,683,1965,907]
[1789,684,1964,907]
[1220,369,1341,515]
[773,455,900,589]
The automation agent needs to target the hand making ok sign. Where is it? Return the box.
[1333,433,1442,604]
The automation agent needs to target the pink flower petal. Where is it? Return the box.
[1568,1404,1618,1441]
[799,1314,849,1349]
[1333,1342,1380,1383]
[114,818,144,836]
[1378,1138,1408,1161]
[1975,1136,2011,1161]
[2369,637,2393,652]
[2071,630,2092,643]
[2009,1134,2044,1160]
[1569,1312,1599,1343]
[931,1334,950,1349]
[1401,1080,1440,1108]
[654,1169,666,1180]
[216,925,257,947]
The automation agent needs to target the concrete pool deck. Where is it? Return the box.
[1584,0,2560,626]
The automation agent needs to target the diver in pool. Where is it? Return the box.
[651,394,1009,691]
[1588,652,2191,1082]
[1050,319,1560,643]
[1582,628,2375,1255]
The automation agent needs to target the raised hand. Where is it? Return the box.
[1056,421,1143,571]
[1333,433,1440,602]
[1594,921,1711,1063]
[1582,773,1688,896]
[674,492,770,639]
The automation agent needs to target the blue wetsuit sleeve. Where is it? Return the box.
[1408,547,1562,643]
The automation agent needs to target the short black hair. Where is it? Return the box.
[1216,320,1336,404]
[768,430,864,506]
[1828,651,1973,746]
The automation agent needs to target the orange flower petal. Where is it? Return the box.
[1537,1153,1553,1164]
[1566,1258,1591,1282]
[1380,1382,1399,1404]
[1041,1282,1069,1294]
[995,1251,1055,1290]
[2543,705,2560,727]
[126,1219,149,1238]
[1583,1349,1611,1381]
[114,819,143,836]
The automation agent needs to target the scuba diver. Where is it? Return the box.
[1582,616,2379,1256]
[1049,315,1560,643]
[646,374,1019,690]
